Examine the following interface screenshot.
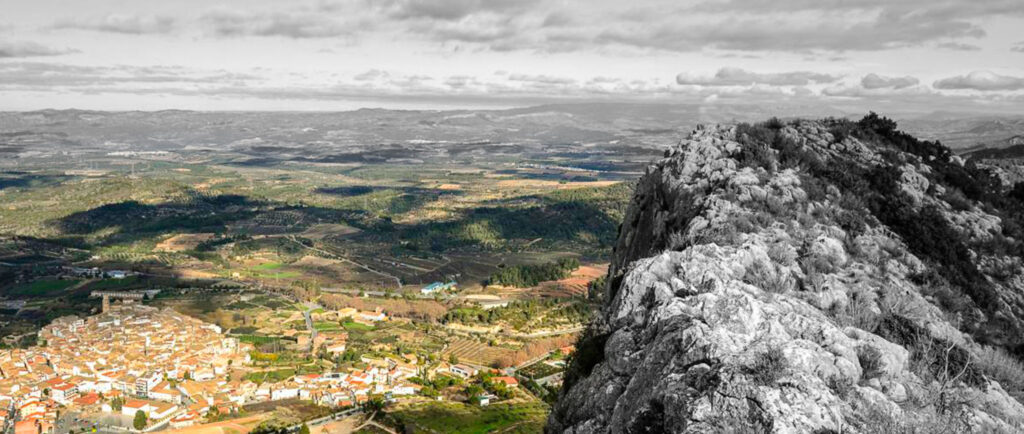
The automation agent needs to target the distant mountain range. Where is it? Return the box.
[1,104,1021,157]
[961,136,1024,160]
[897,115,1024,151]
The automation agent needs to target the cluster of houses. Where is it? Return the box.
[0,305,246,432]
[255,357,423,408]
[63,266,130,279]
[0,303,468,432]
[0,299,545,433]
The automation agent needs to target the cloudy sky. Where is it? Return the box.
[1,0,1023,113]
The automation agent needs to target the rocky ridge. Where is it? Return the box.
[548,117,1024,433]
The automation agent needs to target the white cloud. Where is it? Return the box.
[200,7,361,38]
[0,41,76,58]
[933,71,1024,91]
[861,74,919,90]
[936,42,981,51]
[676,67,840,87]
[53,14,176,35]
[380,0,539,21]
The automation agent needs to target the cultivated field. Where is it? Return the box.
[443,338,516,367]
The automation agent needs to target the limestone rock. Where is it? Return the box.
[548,120,1024,434]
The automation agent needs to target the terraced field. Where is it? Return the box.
[443,338,515,367]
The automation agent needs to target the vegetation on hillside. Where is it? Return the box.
[488,258,581,288]
[734,114,1024,348]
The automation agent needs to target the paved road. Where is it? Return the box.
[302,301,321,352]
[536,371,564,387]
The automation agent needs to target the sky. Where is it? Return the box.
[1,0,1023,113]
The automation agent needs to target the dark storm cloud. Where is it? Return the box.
[0,41,77,58]
[52,15,177,35]
[676,67,840,86]
[861,74,920,90]
[933,71,1024,91]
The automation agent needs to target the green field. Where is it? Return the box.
[387,401,548,434]
[343,321,374,332]
[314,321,342,331]
[9,279,79,296]
[235,335,283,345]
[252,262,284,271]
[243,368,295,384]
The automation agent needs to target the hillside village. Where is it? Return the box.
[0,301,548,433]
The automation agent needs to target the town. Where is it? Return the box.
[0,292,573,433]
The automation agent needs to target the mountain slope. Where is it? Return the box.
[548,115,1024,433]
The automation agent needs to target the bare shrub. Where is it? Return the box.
[827,375,854,399]
[668,231,688,251]
[873,313,984,415]
[858,345,884,381]
[802,263,830,292]
[798,250,838,286]
[976,345,1024,394]
[828,291,880,331]
[746,347,789,386]
[743,261,794,294]
[856,404,972,434]
[767,242,797,266]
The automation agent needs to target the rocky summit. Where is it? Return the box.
[547,115,1024,433]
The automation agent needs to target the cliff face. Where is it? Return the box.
[548,117,1024,433]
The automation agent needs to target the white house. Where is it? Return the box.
[270,386,299,401]
[449,364,478,378]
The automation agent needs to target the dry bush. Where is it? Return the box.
[799,253,838,277]
[802,262,830,292]
[743,260,794,294]
[858,345,884,381]
[827,375,854,399]
[856,404,972,434]
[828,290,880,331]
[746,347,789,386]
[767,242,797,266]
[976,345,1024,393]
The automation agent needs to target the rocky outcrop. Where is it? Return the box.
[548,120,1024,433]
